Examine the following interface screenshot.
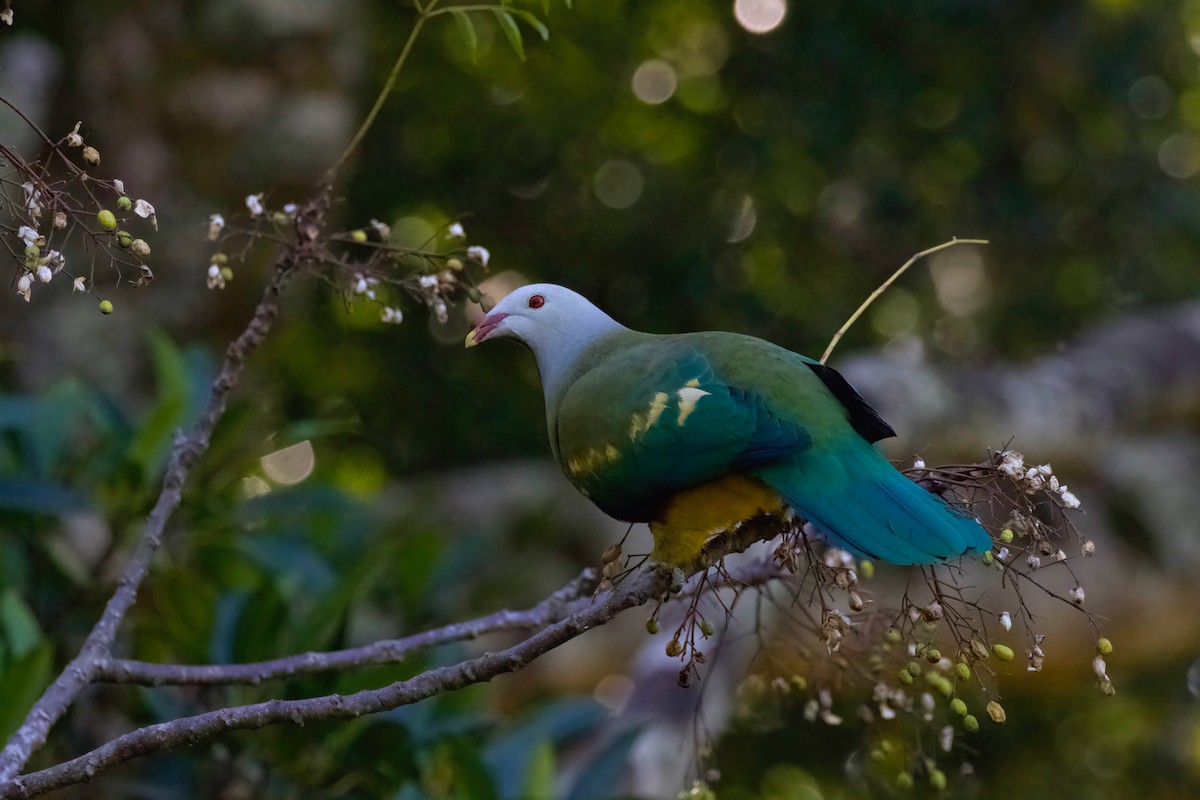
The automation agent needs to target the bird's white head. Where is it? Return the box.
[465,283,625,399]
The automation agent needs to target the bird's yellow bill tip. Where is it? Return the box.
[464,328,479,348]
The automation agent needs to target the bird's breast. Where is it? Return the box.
[649,474,785,565]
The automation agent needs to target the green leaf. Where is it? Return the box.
[506,9,549,41]
[523,740,555,800]
[451,10,478,63]
[0,642,52,741]
[128,332,190,478]
[493,10,525,61]
[0,589,41,658]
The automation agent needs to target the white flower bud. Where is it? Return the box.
[16,273,32,301]
[1026,554,1041,570]
[1069,586,1085,605]
[18,225,39,246]
[447,221,465,238]
[913,457,925,469]
[999,611,1012,631]
[1061,491,1081,509]
[66,121,83,146]
[245,194,264,217]
[1092,655,1108,680]
[467,245,490,266]
[36,264,52,283]
[113,178,125,194]
[208,213,225,241]
[73,276,86,293]
[1082,539,1096,556]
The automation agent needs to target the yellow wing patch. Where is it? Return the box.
[628,391,670,440]
[566,443,622,478]
[676,386,710,426]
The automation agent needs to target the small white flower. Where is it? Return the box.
[467,245,490,266]
[113,178,125,194]
[940,725,954,753]
[912,457,925,469]
[381,307,404,324]
[999,611,1012,631]
[369,218,391,239]
[447,221,465,238]
[434,300,448,323]
[366,289,376,300]
[206,264,226,290]
[18,226,40,246]
[1026,554,1041,570]
[878,703,896,720]
[245,193,264,217]
[1037,464,1053,476]
[997,546,1010,561]
[73,276,86,293]
[208,214,225,241]
[36,264,52,283]
[1056,549,1067,562]
[44,250,64,273]
[65,121,83,146]
[1060,491,1081,509]
[354,276,368,294]
[1092,655,1108,680]
[418,274,439,289]
[16,273,31,301]
[134,199,155,218]
[1069,586,1085,605]
[283,203,298,217]
[21,181,41,213]
[1082,539,1096,556]
[0,9,13,26]
[53,211,67,229]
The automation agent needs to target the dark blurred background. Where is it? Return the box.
[2,0,1199,797]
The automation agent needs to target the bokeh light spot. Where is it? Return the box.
[260,440,316,485]
[734,0,787,34]
[594,159,645,209]
[631,59,678,105]
[1128,75,1172,120]
[1158,133,1200,178]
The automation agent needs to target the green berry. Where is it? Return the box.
[645,617,659,635]
[859,559,875,579]
[898,668,913,685]
[986,700,1006,724]
[665,639,683,658]
[885,628,902,644]
[1000,528,1014,543]
[24,244,39,258]
[97,209,117,230]
[351,229,368,243]
[98,299,113,315]
[220,266,234,281]
[895,772,914,790]
[963,714,979,733]
[981,550,994,565]
[869,748,885,764]
[699,619,714,637]
[1096,637,1113,655]
[992,644,1015,662]
[116,230,132,248]
[906,660,922,676]
[117,195,132,211]
[930,768,947,791]
[955,662,971,681]
[950,698,968,716]
[211,252,228,265]
[926,648,941,663]
[446,257,464,271]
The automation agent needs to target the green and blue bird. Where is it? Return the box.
[466,284,989,567]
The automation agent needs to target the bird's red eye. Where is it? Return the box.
[528,294,546,309]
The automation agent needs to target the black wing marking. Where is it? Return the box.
[804,361,896,443]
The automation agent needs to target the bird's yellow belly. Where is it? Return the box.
[649,475,784,566]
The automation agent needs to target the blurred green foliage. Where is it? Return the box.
[3,0,1200,796]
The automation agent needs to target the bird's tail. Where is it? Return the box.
[756,438,991,565]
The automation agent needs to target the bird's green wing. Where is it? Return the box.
[553,336,811,521]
